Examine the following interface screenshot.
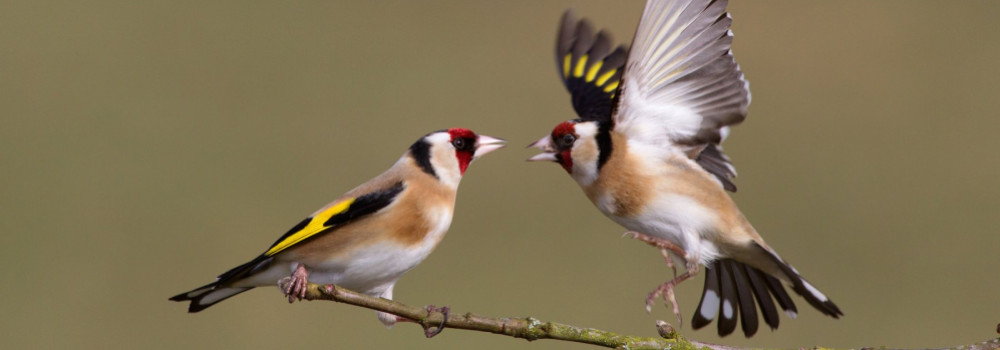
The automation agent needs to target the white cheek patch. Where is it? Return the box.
[424,133,462,189]
[569,122,600,186]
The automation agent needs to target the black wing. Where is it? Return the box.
[556,9,627,122]
[218,182,406,284]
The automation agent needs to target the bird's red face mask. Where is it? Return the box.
[527,121,578,173]
[447,128,506,175]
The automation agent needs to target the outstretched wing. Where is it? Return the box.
[614,0,750,191]
[555,9,628,122]
[214,182,406,284]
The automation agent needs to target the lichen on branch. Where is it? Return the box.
[278,281,1000,350]
[280,281,693,349]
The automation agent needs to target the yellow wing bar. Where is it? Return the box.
[263,198,355,256]
[562,53,621,95]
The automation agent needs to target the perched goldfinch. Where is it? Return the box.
[171,128,505,328]
[529,0,842,337]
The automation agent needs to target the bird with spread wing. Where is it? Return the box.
[529,0,842,337]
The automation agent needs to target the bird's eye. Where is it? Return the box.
[558,133,577,148]
[452,138,466,149]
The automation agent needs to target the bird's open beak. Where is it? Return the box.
[474,135,507,159]
[526,135,558,162]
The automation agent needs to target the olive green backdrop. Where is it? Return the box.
[3,1,999,349]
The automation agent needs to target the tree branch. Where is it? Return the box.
[286,282,689,349]
[283,281,1000,350]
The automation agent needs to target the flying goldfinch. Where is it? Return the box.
[171,128,505,328]
[529,0,841,337]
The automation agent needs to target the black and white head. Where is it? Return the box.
[527,120,607,186]
[409,128,506,188]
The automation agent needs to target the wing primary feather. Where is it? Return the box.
[556,10,578,58]
[587,31,613,78]
[555,9,628,122]
[600,46,628,80]
[215,255,275,283]
[612,0,750,179]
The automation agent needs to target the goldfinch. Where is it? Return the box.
[171,128,505,328]
[529,0,842,337]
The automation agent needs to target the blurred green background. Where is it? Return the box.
[3,1,999,349]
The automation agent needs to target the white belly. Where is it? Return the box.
[244,206,453,298]
[601,192,722,265]
[313,207,453,295]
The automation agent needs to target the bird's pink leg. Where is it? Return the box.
[278,264,310,303]
[647,269,695,328]
[624,231,699,327]
[623,231,685,277]
[623,231,686,256]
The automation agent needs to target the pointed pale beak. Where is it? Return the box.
[527,152,558,162]
[473,135,507,159]
[526,135,558,162]
[527,135,551,149]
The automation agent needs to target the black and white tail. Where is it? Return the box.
[691,248,842,337]
[170,255,274,312]
[169,283,254,313]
